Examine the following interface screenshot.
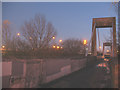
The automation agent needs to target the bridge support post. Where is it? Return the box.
[103,44,104,56]
[112,18,117,57]
[91,20,97,56]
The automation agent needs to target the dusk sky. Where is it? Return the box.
[2,2,117,50]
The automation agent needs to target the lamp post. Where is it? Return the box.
[17,33,20,36]
[2,45,5,49]
[53,45,56,48]
[83,40,87,56]
[1,45,5,54]
[52,36,56,48]
[99,46,101,50]
[57,46,60,49]
[16,33,20,51]
[52,36,55,39]
[59,39,62,46]
[59,39,62,43]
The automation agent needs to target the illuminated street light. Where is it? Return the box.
[88,52,91,55]
[107,50,109,52]
[99,46,101,49]
[83,40,87,45]
[83,40,87,56]
[57,46,59,49]
[2,45,5,48]
[17,33,20,36]
[52,36,55,39]
[53,45,56,48]
[59,40,62,43]
[29,37,32,40]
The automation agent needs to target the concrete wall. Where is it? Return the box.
[43,58,87,83]
[2,62,12,88]
[2,62,12,76]
[45,59,71,76]
[9,59,43,88]
[25,59,43,88]
[12,61,24,76]
[2,58,87,88]
[44,59,72,83]
[2,60,26,88]
[2,75,11,88]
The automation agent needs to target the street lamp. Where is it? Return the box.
[83,40,87,56]
[53,45,56,48]
[107,50,109,52]
[83,40,87,45]
[59,39,62,43]
[99,46,101,49]
[29,37,32,40]
[17,33,20,36]
[57,46,59,49]
[52,36,55,39]
[2,45,5,48]
[117,50,119,53]
[99,46,101,51]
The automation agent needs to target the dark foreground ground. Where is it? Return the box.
[40,59,112,88]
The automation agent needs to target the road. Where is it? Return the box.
[40,58,112,88]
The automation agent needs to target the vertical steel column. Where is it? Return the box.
[112,17,117,57]
[91,20,97,56]
[103,43,104,56]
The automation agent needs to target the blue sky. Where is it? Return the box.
[2,2,117,50]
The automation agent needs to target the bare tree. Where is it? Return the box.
[62,38,84,55]
[2,20,12,50]
[11,36,30,51]
[21,14,57,50]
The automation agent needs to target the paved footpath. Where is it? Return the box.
[40,60,112,88]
